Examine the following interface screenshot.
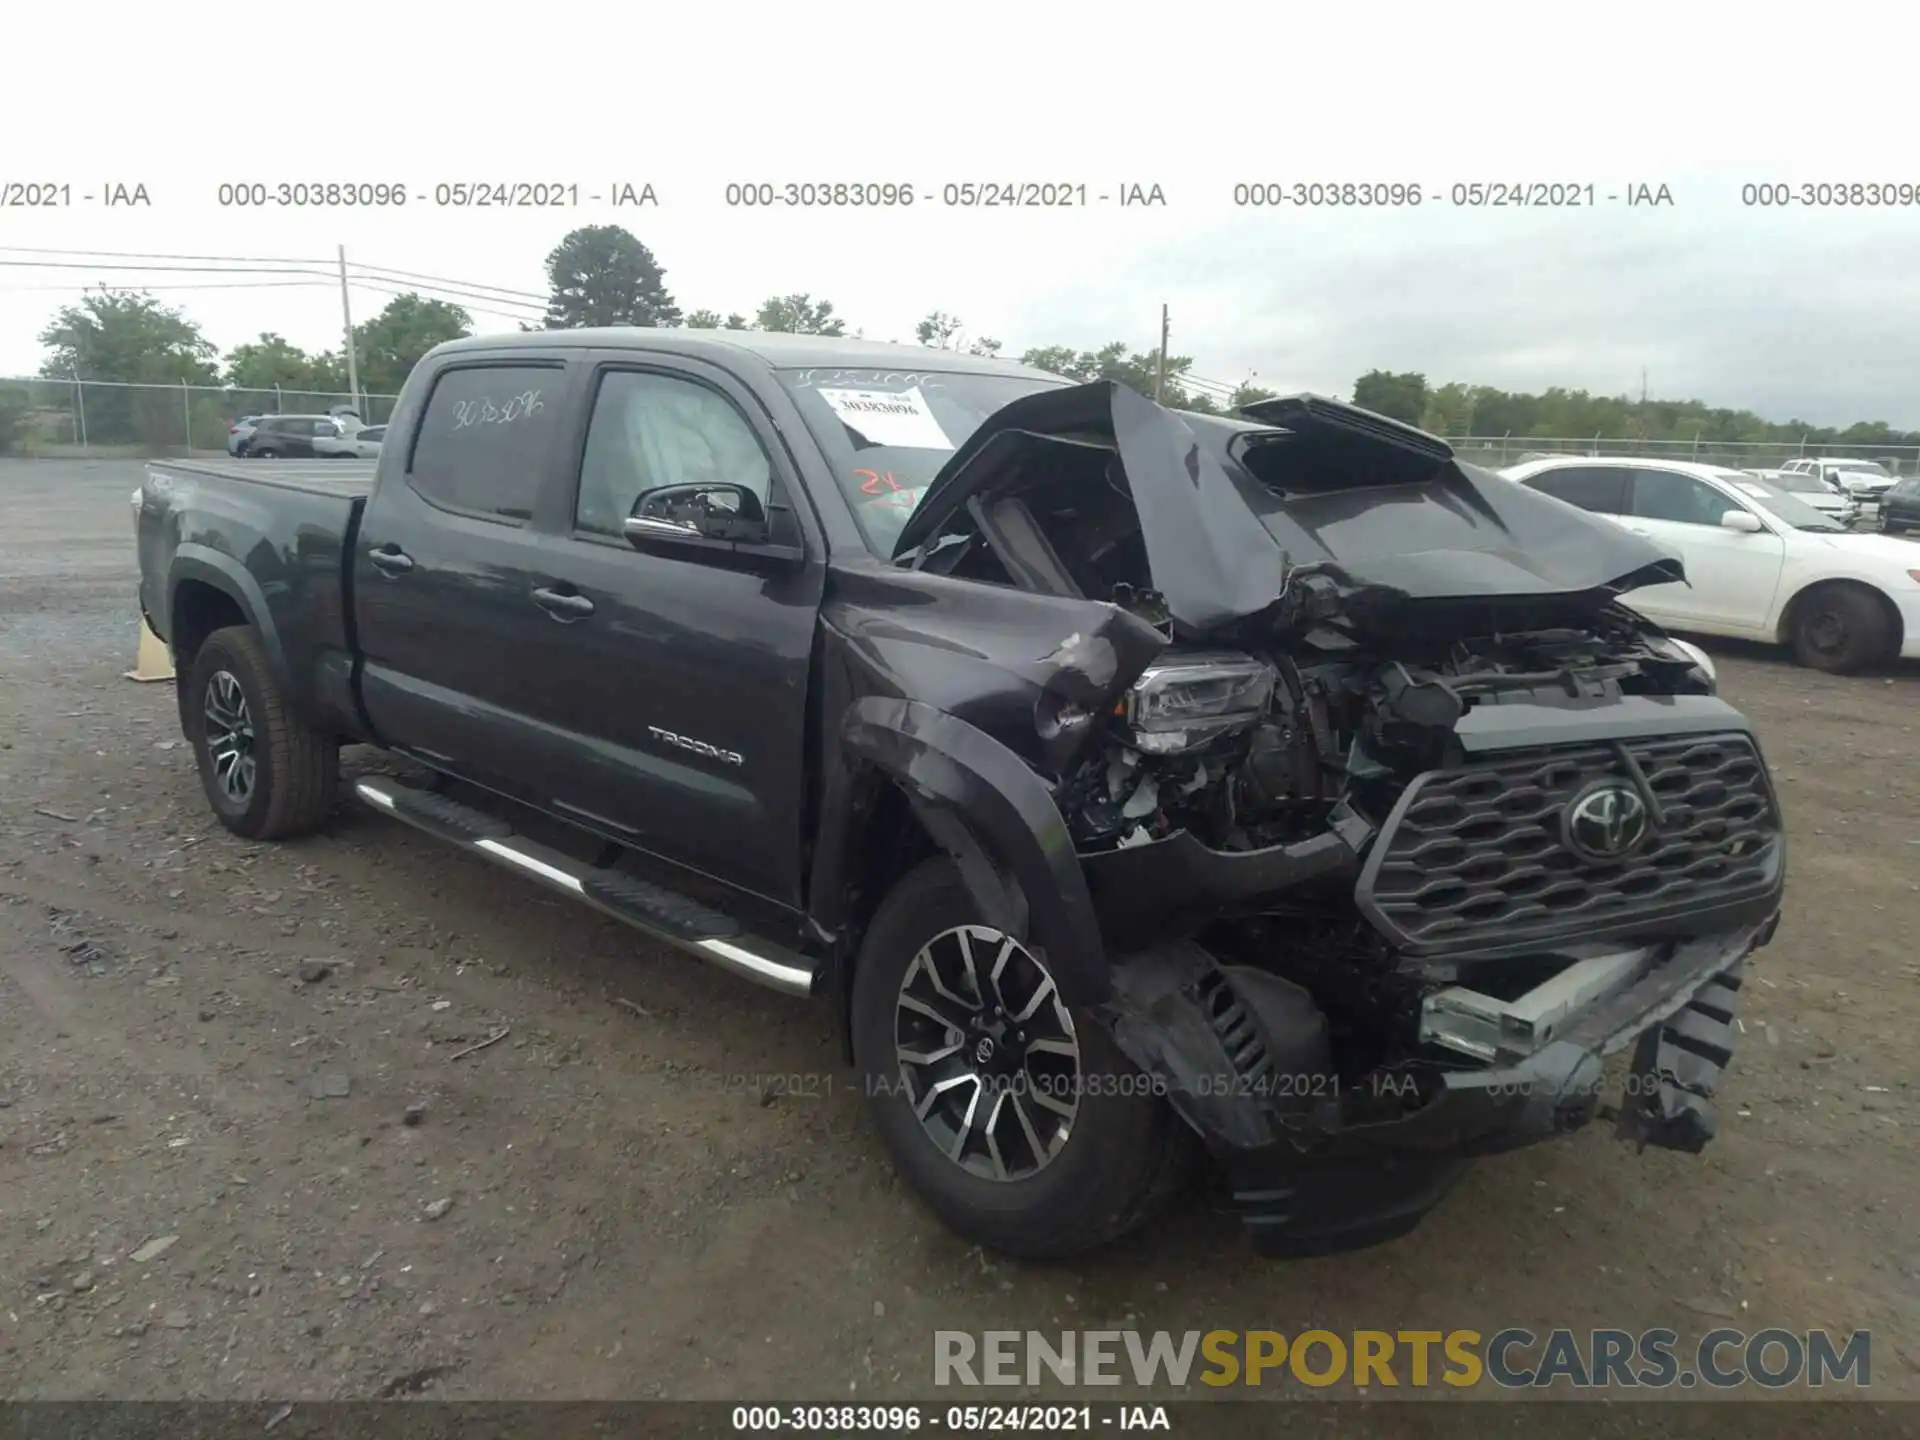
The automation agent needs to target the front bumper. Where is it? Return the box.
[1108,917,1775,1258]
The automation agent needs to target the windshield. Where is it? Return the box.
[776,366,1069,554]
[1831,460,1890,476]
[1770,470,1835,495]
[1722,473,1845,531]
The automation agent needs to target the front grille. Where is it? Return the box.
[1355,732,1782,955]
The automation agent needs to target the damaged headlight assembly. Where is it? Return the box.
[1664,637,1718,691]
[1121,653,1276,754]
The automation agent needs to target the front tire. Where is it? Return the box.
[851,858,1193,1258]
[1789,583,1892,674]
[184,626,338,839]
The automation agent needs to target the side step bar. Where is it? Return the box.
[352,777,819,999]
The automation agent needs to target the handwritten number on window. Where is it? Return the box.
[452,390,545,431]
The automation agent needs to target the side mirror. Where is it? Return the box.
[1720,509,1764,533]
[624,482,768,544]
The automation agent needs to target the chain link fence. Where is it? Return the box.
[0,377,403,458]
[4,378,1917,477]
[1448,434,1920,476]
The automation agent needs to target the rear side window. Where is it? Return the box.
[408,364,563,523]
[1524,465,1629,513]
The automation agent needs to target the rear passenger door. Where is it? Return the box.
[1521,464,1631,517]
[353,357,582,801]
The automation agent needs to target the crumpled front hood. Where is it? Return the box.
[894,381,1686,634]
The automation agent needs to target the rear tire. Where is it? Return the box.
[1788,583,1892,674]
[850,857,1194,1259]
[253,448,279,459]
[184,625,338,839]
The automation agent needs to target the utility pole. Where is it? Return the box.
[337,244,362,417]
[1640,367,1648,405]
[1154,303,1169,402]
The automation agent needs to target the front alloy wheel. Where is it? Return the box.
[203,669,257,805]
[852,857,1194,1258]
[894,925,1081,1182]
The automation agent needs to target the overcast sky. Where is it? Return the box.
[5,3,1917,428]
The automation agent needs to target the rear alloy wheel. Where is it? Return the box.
[185,625,338,839]
[1789,583,1891,674]
[852,858,1193,1258]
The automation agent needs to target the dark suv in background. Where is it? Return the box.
[237,414,345,459]
[1880,477,1920,535]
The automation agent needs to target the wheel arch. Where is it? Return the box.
[168,552,290,728]
[1773,575,1904,654]
[810,697,1107,1063]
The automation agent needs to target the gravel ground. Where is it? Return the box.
[0,459,1915,1414]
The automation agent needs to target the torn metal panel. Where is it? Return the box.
[892,379,1686,636]
[1616,962,1746,1154]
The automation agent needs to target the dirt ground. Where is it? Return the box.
[0,459,1915,1410]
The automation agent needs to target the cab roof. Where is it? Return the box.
[428,327,1058,379]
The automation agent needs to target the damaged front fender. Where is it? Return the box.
[824,696,1112,1003]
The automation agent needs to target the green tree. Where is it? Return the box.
[724,313,751,330]
[969,337,1003,357]
[542,225,681,329]
[684,308,724,329]
[1352,369,1430,424]
[351,293,472,396]
[916,311,963,348]
[1229,381,1278,411]
[755,294,845,335]
[0,383,35,455]
[39,289,219,384]
[1018,341,1199,404]
[224,333,327,390]
[37,289,221,446]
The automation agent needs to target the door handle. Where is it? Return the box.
[368,546,414,574]
[532,586,594,619]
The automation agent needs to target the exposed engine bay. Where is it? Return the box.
[1058,616,1716,861]
[893,382,1776,1144]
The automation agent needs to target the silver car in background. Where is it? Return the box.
[1744,467,1860,526]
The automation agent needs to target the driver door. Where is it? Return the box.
[1620,469,1785,634]
[513,357,825,908]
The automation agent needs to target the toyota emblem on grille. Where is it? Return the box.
[1564,782,1651,861]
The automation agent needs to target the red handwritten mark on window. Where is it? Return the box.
[854,469,906,496]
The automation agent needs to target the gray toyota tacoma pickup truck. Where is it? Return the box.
[135,330,1785,1259]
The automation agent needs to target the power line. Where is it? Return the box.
[348,274,546,315]
[0,279,333,294]
[0,258,330,277]
[344,276,542,325]
[346,261,547,304]
[0,243,330,265]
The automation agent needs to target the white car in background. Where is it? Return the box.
[1743,467,1858,525]
[1500,456,1920,673]
[1777,456,1900,505]
[312,422,385,459]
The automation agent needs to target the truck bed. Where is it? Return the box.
[148,457,376,497]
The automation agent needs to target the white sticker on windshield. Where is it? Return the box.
[817,386,954,450]
[1736,483,1772,498]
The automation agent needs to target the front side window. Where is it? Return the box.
[408,364,563,523]
[574,370,775,537]
[1629,470,1740,526]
